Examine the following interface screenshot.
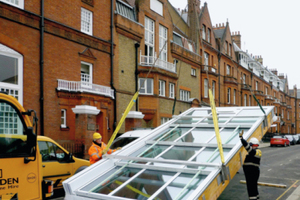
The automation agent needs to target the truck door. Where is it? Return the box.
[38,141,72,189]
[0,98,42,199]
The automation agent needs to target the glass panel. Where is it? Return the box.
[129,145,169,160]
[0,101,27,157]
[156,173,206,200]
[180,128,215,143]
[191,147,231,164]
[159,146,200,161]
[113,169,176,199]
[0,54,18,84]
[207,128,245,145]
[154,128,191,142]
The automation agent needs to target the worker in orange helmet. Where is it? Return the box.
[88,132,121,164]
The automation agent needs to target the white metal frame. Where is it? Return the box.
[63,106,274,200]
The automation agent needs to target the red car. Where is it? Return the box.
[270,135,290,147]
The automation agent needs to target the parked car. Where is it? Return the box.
[270,135,290,147]
[285,135,296,145]
[292,135,300,144]
[296,134,300,144]
[110,129,151,149]
[110,129,153,149]
[37,136,90,190]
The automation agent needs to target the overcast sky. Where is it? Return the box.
[169,0,299,89]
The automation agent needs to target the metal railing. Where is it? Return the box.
[274,98,281,104]
[140,51,176,73]
[265,95,274,100]
[201,65,217,73]
[57,79,114,99]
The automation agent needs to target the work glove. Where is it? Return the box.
[239,130,244,139]
[116,147,122,150]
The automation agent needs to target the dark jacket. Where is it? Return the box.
[241,138,261,167]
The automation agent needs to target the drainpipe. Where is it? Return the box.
[217,51,221,107]
[110,0,117,131]
[40,0,44,135]
[135,43,140,111]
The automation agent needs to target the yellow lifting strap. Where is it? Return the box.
[103,91,139,154]
[208,89,225,164]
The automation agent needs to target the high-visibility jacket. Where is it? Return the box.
[88,142,116,164]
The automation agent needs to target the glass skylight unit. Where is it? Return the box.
[63,106,274,200]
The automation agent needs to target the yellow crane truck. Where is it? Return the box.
[0,92,53,199]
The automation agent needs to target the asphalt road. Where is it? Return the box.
[50,144,300,200]
[218,144,300,200]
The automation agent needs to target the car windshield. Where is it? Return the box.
[273,136,283,138]
[285,135,292,139]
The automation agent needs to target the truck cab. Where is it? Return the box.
[0,92,52,199]
[37,136,90,190]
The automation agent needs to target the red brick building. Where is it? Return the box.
[0,0,115,157]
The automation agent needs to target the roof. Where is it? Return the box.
[213,29,225,39]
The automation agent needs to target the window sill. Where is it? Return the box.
[60,126,70,131]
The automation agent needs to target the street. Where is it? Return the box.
[219,144,300,200]
[49,144,300,200]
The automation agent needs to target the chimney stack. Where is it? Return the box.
[231,31,241,48]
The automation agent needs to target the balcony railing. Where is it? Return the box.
[57,79,114,99]
[241,84,251,90]
[265,95,274,100]
[201,65,217,74]
[274,98,281,104]
[254,90,263,95]
[224,75,238,84]
[140,51,176,73]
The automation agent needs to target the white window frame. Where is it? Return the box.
[249,95,251,106]
[191,68,196,76]
[150,0,163,16]
[244,94,247,106]
[227,88,231,104]
[226,65,230,75]
[243,74,246,84]
[255,81,258,90]
[0,0,24,9]
[81,8,93,35]
[139,78,153,95]
[145,17,155,61]
[204,52,209,70]
[204,79,208,98]
[159,25,168,62]
[81,61,93,87]
[161,117,170,125]
[0,43,23,104]
[169,83,175,99]
[233,89,236,105]
[207,28,211,43]
[61,109,67,128]
[202,25,206,40]
[265,87,268,95]
[282,109,284,119]
[159,80,166,97]
[179,90,190,102]
[287,111,289,120]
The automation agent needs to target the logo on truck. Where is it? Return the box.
[27,173,36,183]
[0,169,19,189]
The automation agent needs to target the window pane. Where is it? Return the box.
[0,54,18,84]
